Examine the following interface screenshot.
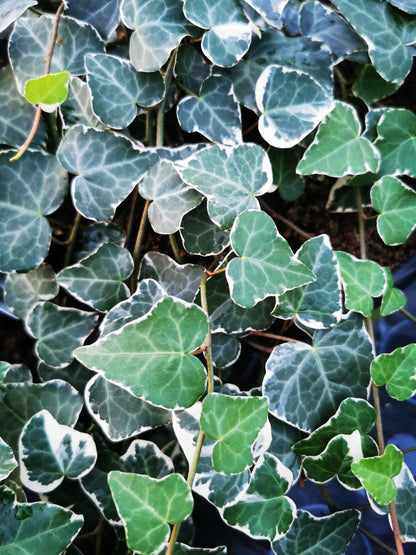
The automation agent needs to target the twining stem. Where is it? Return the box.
[358,526,398,555]
[130,199,150,293]
[156,48,178,147]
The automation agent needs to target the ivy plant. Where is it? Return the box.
[0,0,416,554]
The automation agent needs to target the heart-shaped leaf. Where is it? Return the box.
[180,201,230,256]
[65,0,121,39]
[371,344,416,401]
[24,71,70,112]
[175,45,212,95]
[0,437,17,481]
[210,332,241,369]
[380,267,407,317]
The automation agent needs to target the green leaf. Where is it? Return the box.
[371,344,416,401]
[57,125,157,222]
[200,393,269,474]
[60,76,104,129]
[179,143,273,231]
[210,332,241,369]
[351,444,403,504]
[65,0,122,39]
[1,363,32,385]
[175,45,212,95]
[268,147,305,201]
[0,150,68,273]
[353,64,402,105]
[75,296,208,409]
[391,463,416,541]
[108,471,193,554]
[380,267,407,317]
[297,102,380,177]
[223,453,296,540]
[371,176,416,246]
[24,71,70,112]
[0,438,17,481]
[226,210,314,307]
[263,313,372,432]
[268,415,303,480]
[180,201,230,256]
[244,0,289,28]
[389,0,416,13]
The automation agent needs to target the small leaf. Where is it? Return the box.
[180,201,230,256]
[175,45,212,95]
[210,332,241,369]
[0,437,17,481]
[371,344,416,401]
[268,415,303,480]
[24,72,70,112]
[380,268,407,317]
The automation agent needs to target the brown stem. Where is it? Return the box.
[250,331,309,344]
[260,199,313,240]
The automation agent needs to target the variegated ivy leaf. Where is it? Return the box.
[0,0,37,34]
[0,437,17,481]
[108,471,193,554]
[210,332,241,369]
[65,0,122,39]
[57,125,157,222]
[336,251,387,317]
[256,64,333,149]
[200,393,269,474]
[263,313,372,432]
[19,410,97,493]
[371,176,416,246]
[140,160,202,235]
[326,177,372,213]
[57,243,133,312]
[60,76,105,129]
[272,235,342,329]
[175,45,212,95]
[243,0,289,28]
[268,415,303,481]
[391,463,416,542]
[380,267,407,317]
[26,302,98,369]
[352,64,402,105]
[223,453,296,540]
[121,0,196,72]
[227,210,315,308]
[24,71,70,113]
[177,75,242,146]
[86,53,164,129]
[0,362,31,385]
[390,0,416,13]
[180,201,230,256]
[75,296,208,409]
[297,102,380,177]
[371,344,416,401]
[0,150,68,273]
[179,144,273,231]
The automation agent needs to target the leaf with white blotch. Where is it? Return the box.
[24,71,70,113]
[175,45,212,95]
[268,147,304,201]
[4,263,58,320]
[57,125,156,222]
[273,509,360,555]
[65,0,121,39]
[0,150,67,273]
[140,161,202,235]
[390,463,416,542]
[9,15,105,93]
[243,0,289,28]
[371,176,416,246]
[0,379,82,453]
[19,410,97,493]
[371,344,416,401]
[0,0,37,34]
[389,0,416,13]
[183,0,251,67]
[351,444,403,505]
[180,201,230,256]
[200,393,269,474]
[227,210,314,308]
[139,252,204,303]
[121,0,196,72]
[60,76,104,129]
[223,453,295,540]
[380,267,407,317]
[177,76,242,146]
[210,333,241,369]
[0,487,84,554]
[26,302,97,369]
[179,144,272,231]
[76,296,208,409]
[0,438,17,481]
[272,235,342,329]
[109,471,193,554]
[38,360,94,394]
[57,244,133,312]
[263,313,372,432]
[268,415,303,481]
[332,0,416,82]
[256,64,333,149]
[297,102,380,177]
[353,64,402,105]
[86,54,164,128]
[156,143,208,163]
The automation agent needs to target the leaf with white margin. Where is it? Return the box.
[180,201,230,256]
[210,333,241,369]
[256,65,333,149]
[243,0,289,28]
[0,486,84,554]
[390,0,416,13]
[200,393,269,474]
[0,0,37,34]
[8,15,105,93]
[85,375,170,442]
[177,75,242,146]
[57,243,133,312]
[390,463,416,542]
[57,125,157,222]
[272,235,342,329]
[353,64,402,105]
[380,267,407,317]
[121,0,196,73]
[351,444,403,505]
[65,0,121,39]
[139,251,204,302]
[75,296,208,409]
[223,453,296,540]
[371,176,416,246]
[268,147,304,201]
[272,508,360,555]
[155,143,208,163]
[297,102,380,177]
[175,45,212,95]
[0,438,17,481]
[140,161,202,235]
[0,379,83,453]
[183,0,251,67]
[263,313,372,432]
[24,71,70,113]
[0,150,68,273]
[26,302,97,369]
[371,344,416,401]
[60,76,105,129]
[109,471,193,554]
[0,362,32,385]
[86,53,164,128]
[19,410,97,493]
[4,263,58,320]
[336,251,387,317]
[179,143,273,231]
[226,210,314,308]
[268,415,303,481]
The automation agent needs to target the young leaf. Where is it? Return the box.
[24,71,70,112]
[0,437,17,481]
[210,332,241,369]
[380,267,407,317]
[370,344,416,401]
[180,201,230,256]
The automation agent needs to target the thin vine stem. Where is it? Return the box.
[130,199,150,293]
[400,307,416,325]
[63,212,81,267]
[156,48,178,147]
[169,234,183,264]
[260,198,313,240]
[250,331,309,345]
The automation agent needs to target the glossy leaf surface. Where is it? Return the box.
[371,344,416,401]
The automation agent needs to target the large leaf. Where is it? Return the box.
[0,438,17,481]
[65,0,121,39]
[57,125,157,222]
[24,71,70,112]
[75,296,208,409]
[0,150,67,273]
[180,201,230,256]
[371,344,416,401]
